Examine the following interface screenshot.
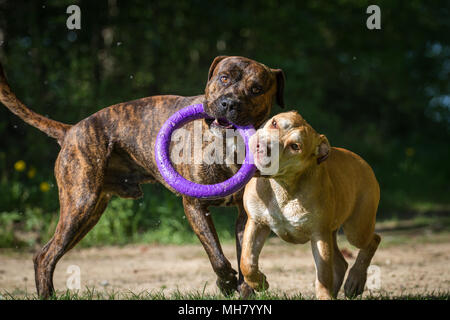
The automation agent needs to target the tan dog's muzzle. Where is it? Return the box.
[249,130,280,176]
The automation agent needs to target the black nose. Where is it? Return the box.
[219,97,239,112]
[256,142,271,156]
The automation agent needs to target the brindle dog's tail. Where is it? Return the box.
[0,63,71,145]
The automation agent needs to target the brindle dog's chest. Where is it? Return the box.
[172,120,243,207]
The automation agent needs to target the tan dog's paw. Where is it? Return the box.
[344,267,367,298]
[316,291,333,300]
[244,271,269,292]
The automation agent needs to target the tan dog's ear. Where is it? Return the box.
[208,56,228,81]
[271,69,285,108]
[316,134,330,164]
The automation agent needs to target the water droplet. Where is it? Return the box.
[13,125,17,129]
[67,31,77,42]
[216,40,226,51]
[116,42,122,46]
[100,280,109,287]
[124,179,128,183]
[129,75,134,79]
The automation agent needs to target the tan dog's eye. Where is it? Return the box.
[220,75,229,84]
[251,86,262,95]
[271,120,277,128]
[290,144,300,151]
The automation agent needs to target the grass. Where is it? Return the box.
[1,287,448,300]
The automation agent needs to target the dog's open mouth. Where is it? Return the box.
[208,118,235,129]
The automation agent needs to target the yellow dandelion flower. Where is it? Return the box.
[27,167,36,179]
[14,160,26,172]
[405,147,415,157]
[40,182,50,192]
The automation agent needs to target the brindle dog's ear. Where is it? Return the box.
[272,69,286,108]
[208,56,228,81]
[316,134,330,165]
[258,118,271,129]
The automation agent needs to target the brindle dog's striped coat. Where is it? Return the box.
[0,56,285,298]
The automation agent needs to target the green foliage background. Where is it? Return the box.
[0,0,449,247]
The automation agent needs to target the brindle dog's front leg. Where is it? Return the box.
[235,201,255,297]
[182,197,238,295]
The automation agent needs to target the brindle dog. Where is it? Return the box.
[0,56,285,298]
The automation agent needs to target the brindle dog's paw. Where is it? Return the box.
[238,281,255,299]
[344,267,367,298]
[216,275,238,296]
[244,272,269,292]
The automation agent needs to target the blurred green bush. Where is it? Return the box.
[0,167,234,247]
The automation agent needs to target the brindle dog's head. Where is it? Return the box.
[204,56,285,131]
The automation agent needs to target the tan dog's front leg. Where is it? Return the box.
[240,218,271,293]
[311,232,334,300]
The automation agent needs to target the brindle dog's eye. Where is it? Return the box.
[290,144,300,151]
[271,120,277,128]
[220,75,229,84]
[251,86,262,95]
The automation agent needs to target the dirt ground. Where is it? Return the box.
[0,230,449,299]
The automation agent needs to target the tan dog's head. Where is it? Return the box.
[249,111,330,176]
[204,56,285,131]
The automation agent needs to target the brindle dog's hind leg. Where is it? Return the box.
[33,142,111,299]
[182,197,238,295]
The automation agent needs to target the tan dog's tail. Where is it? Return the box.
[0,63,71,145]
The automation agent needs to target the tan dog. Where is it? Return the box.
[241,111,381,299]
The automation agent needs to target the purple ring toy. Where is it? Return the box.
[155,103,257,199]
